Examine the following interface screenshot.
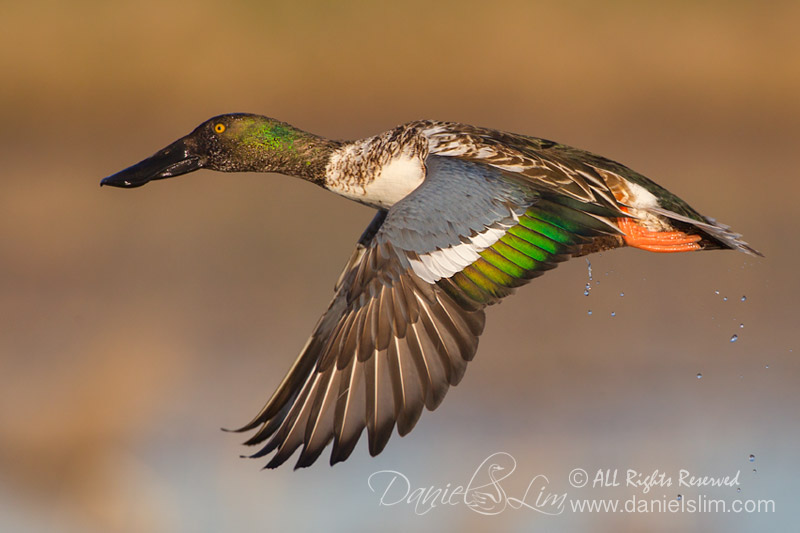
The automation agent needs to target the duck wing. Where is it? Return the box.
[425,122,761,256]
[233,156,618,468]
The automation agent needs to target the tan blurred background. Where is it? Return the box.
[1,1,798,531]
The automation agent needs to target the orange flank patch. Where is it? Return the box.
[617,208,702,253]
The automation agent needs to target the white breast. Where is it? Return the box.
[325,152,426,209]
[364,155,425,208]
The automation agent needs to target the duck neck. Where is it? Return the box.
[234,121,342,185]
[279,132,342,185]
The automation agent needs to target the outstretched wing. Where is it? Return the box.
[234,156,619,469]
[233,207,486,469]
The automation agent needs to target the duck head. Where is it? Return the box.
[101,113,336,188]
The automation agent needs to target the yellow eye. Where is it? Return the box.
[214,123,226,134]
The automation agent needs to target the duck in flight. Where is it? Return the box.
[101,114,760,469]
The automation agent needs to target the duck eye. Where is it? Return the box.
[214,123,226,134]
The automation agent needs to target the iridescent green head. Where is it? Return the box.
[101,114,336,188]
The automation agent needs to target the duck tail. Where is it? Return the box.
[648,206,763,257]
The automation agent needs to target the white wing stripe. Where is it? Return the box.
[408,256,437,283]
[409,223,511,283]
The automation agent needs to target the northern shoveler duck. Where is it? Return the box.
[101,114,761,469]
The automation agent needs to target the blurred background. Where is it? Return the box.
[1,1,798,531]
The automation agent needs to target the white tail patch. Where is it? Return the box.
[624,181,659,209]
[621,181,675,232]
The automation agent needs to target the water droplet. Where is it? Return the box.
[739,323,744,329]
[714,290,720,295]
[741,295,747,302]
[586,259,593,281]
[749,454,755,462]
[583,289,590,296]
[723,296,728,302]
[587,310,593,316]
[765,365,769,369]
[737,487,741,493]
[619,292,625,297]
[696,373,703,379]
[730,334,739,343]
[611,311,616,317]
[752,468,757,473]
[676,494,682,501]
